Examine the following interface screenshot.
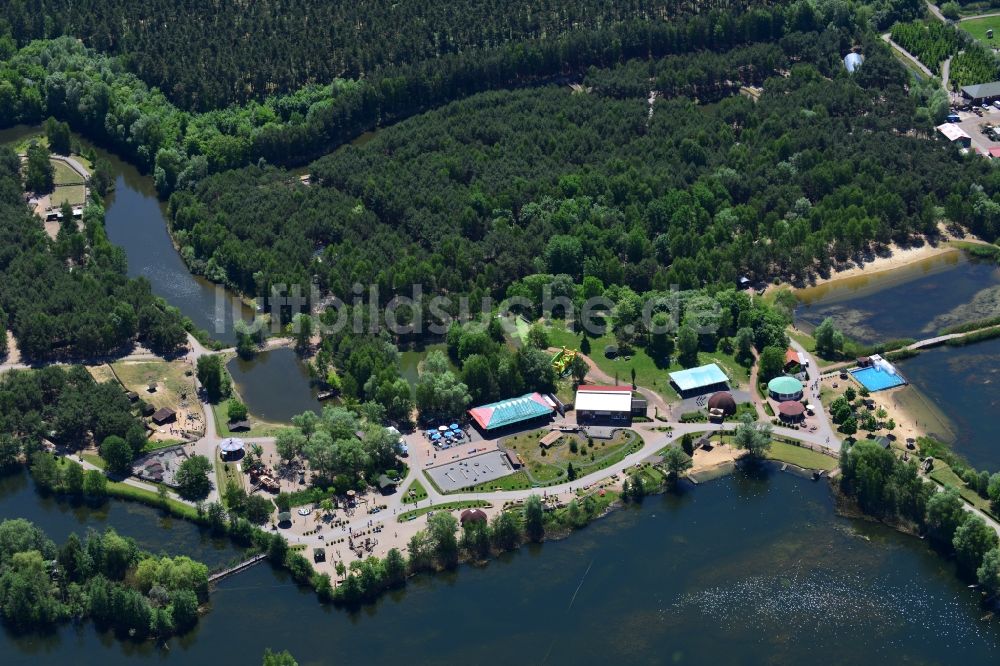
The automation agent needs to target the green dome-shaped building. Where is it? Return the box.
[767,376,803,401]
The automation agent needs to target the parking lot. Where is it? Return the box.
[952,106,1000,154]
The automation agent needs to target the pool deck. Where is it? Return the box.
[850,366,907,392]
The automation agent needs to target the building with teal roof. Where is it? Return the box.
[767,376,803,401]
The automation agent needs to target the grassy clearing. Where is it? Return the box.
[765,441,838,471]
[106,480,199,520]
[545,320,749,399]
[81,452,105,470]
[50,184,86,207]
[51,159,84,185]
[502,428,642,484]
[959,16,1000,46]
[86,364,118,384]
[142,439,185,453]
[401,478,428,504]
[215,456,245,503]
[60,458,198,520]
[397,500,490,522]
[113,360,197,412]
[929,462,996,516]
[210,401,288,438]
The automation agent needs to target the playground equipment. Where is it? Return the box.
[550,347,579,376]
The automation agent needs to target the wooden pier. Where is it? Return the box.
[208,553,268,584]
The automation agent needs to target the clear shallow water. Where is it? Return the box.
[2,469,998,665]
[896,337,1000,469]
[795,251,1000,345]
[227,347,324,423]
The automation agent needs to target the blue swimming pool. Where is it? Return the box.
[851,366,907,392]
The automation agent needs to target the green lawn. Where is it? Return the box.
[397,500,490,522]
[545,320,749,400]
[401,478,428,504]
[50,184,86,207]
[142,439,185,453]
[81,453,105,470]
[765,441,838,471]
[960,16,1000,46]
[211,402,289,438]
[501,428,643,485]
[215,456,245,503]
[51,159,84,185]
[929,462,996,516]
[60,458,197,520]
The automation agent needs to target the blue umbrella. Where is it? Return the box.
[449,423,460,430]
[431,433,441,440]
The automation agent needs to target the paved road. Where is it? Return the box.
[788,338,839,448]
[926,1,947,23]
[882,33,935,79]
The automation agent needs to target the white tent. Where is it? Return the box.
[219,438,245,454]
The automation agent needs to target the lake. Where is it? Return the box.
[399,342,452,396]
[227,347,324,423]
[2,469,998,665]
[795,250,1000,345]
[0,125,253,345]
[0,469,242,569]
[896,337,1000,469]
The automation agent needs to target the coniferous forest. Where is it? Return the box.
[167,31,1000,309]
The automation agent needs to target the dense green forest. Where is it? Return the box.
[0,4,789,177]
[0,0,783,110]
[0,1,920,186]
[0,147,187,361]
[889,19,960,74]
[0,365,146,460]
[167,30,1000,313]
[889,19,1000,87]
[0,518,208,637]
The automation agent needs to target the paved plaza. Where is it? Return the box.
[425,450,516,492]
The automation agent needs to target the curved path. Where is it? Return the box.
[881,33,936,79]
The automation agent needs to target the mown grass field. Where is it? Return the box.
[765,441,838,471]
[545,320,750,400]
[502,427,640,483]
[401,478,427,504]
[960,16,1000,46]
[397,500,490,522]
[929,462,996,516]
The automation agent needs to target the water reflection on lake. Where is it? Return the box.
[795,251,1000,344]
[3,470,999,664]
[0,125,253,345]
[0,469,242,569]
[897,337,1000,469]
[227,347,324,423]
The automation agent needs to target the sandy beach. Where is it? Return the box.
[798,242,959,290]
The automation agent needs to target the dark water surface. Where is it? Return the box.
[896,337,1000,469]
[227,347,324,423]
[2,470,998,665]
[0,469,242,569]
[795,251,1000,345]
[0,125,252,344]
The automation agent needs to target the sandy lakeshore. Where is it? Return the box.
[799,242,959,290]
